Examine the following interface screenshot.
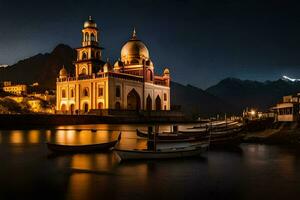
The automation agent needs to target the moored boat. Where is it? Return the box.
[136,129,207,140]
[137,125,244,147]
[114,143,209,161]
[47,133,121,153]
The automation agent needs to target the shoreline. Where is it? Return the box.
[243,122,300,145]
[0,114,198,130]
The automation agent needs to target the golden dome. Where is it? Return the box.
[163,68,170,75]
[84,16,97,29]
[121,29,149,63]
[59,66,67,77]
[103,61,112,72]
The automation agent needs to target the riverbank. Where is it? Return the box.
[0,114,196,129]
[243,122,300,145]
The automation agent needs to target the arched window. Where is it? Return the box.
[98,102,103,109]
[70,89,75,98]
[115,102,121,110]
[164,93,167,101]
[83,88,89,97]
[98,87,103,97]
[85,32,89,41]
[147,69,153,81]
[91,33,95,41]
[96,52,100,59]
[62,89,66,98]
[81,68,87,75]
[146,95,152,111]
[155,95,162,110]
[116,86,121,98]
[83,103,89,113]
[82,52,87,60]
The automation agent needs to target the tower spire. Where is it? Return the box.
[132,27,137,39]
[89,16,92,21]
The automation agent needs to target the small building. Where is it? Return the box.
[2,81,27,95]
[272,94,300,122]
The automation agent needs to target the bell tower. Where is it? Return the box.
[75,16,103,78]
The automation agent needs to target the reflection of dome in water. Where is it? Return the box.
[121,28,149,63]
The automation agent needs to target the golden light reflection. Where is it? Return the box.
[71,154,93,169]
[46,130,51,141]
[28,130,40,144]
[78,131,93,144]
[68,174,91,200]
[10,131,24,144]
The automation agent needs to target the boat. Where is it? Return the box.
[137,126,243,147]
[47,133,121,153]
[209,129,244,147]
[190,121,242,130]
[136,129,207,140]
[114,143,209,161]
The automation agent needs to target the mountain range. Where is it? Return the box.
[1,44,299,116]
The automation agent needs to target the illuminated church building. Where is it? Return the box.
[56,17,170,113]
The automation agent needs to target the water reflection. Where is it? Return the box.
[28,130,40,143]
[1,125,300,200]
[10,131,24,144]
[48,130,117,145]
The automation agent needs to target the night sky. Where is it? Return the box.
[1,0,300,88]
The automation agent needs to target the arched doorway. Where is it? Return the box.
[146,95,152,111]
[83,103,89,113]
[127,89,141,110]
[61,104,67,112]
[70,104,75,115]
[98,102,103,109]
[115,102,121,110]
[155,95,162,110]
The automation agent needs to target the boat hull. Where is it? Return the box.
[47,140,117,153]
[114,144,209,161]
[136,129,208,141]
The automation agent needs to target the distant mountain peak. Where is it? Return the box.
[0,44,76,89]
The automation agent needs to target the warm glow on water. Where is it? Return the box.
[0,124,300,199]
[71,154,93,169]
[68,173,92,200]
[28,130,40,143]
[10,131,24,144]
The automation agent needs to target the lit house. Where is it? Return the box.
[2,81,27,95]
[56,17,170,114]
[272,94,300,122]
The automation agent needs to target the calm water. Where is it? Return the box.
[0,124,300,200]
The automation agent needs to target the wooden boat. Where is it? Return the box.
[137,127,243,147]
[114,143,209,161]
[190,121,241,130]
[47,133,121,153]
[136,129,207,140]
[209,128,244,147]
